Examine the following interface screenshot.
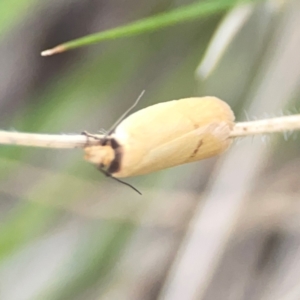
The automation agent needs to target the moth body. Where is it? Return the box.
[84,97,235,178]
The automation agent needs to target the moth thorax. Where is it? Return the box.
[84,145,115,168]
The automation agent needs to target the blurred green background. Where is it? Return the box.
[0,0,300,299]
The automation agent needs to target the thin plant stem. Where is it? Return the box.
[0,114,300,149]
[0,131,102,149]
[41,0,246,56]
[230,114,300,137]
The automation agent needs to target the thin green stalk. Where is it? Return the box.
[41,0,249,56]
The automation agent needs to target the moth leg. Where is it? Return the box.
[81,130,102,140]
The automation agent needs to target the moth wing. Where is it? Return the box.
[113,97,234,178]
[116,97,233,146]
[114,121,232,177]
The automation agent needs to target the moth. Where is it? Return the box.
[84,93,235,194]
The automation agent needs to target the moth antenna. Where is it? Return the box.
[105,90,145,137]
[110,176,142,195]
[98,168,142,195]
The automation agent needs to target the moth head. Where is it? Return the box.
[84,145,115,169]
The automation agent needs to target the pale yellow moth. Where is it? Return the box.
[84,96,235,193]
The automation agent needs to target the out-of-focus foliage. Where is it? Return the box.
[0,1,299,300]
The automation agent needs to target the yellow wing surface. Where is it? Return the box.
[112,97,234,178]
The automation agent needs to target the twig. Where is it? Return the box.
[0,131,102,149]
[230,114,300,137]
[0,114,299,149]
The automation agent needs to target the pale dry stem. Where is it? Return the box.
[0,131,103,148]
[41,45,66,56]
[0,114,300,149]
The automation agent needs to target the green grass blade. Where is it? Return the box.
[42,0,249,56]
